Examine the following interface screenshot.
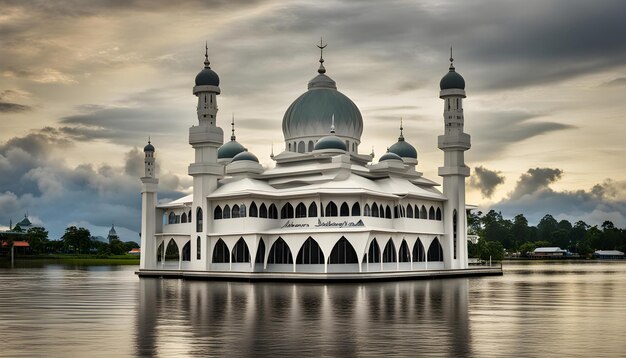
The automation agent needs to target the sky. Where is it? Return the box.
[1,0,626,241]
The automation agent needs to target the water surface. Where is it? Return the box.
[1,262,624,357]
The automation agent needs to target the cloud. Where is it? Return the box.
[469,166,505,198]
[0,89,31,112]
[603,77,626,87]
[508,168,563,200]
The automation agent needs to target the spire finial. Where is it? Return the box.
[449,46,455,71]
[230,114,236,141]
[370,146,375,157]
[148,136,151,144]
[330,114,335,133]
[270,143,274,158]
[399,117,404,141]
[204,42,211,69]
[317,37,327,74]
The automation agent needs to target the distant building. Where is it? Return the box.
[594,250,624,260]
[107,225,119,245]
[530,247,568,258]
[128,248,141,255]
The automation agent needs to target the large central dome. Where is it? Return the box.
[282,64,363,150]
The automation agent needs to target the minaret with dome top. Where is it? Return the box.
[139,139,158,269]
[438,49,470,269]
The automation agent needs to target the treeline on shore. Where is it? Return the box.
[469,210,626,260]
[1,225,139,257]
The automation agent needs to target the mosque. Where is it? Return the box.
[137,43,499,280]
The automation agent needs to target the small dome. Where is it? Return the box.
[314,135,347,151]
[379,152,403,162]
[218,140,246,159]
[195,68,220,87]
[389,140,417,159]
[144,142,155,152]
[440,68,465,90]
[108,225,117,236]
[232,151,259,163]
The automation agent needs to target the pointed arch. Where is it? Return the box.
[232,238,250,263]
[436,207,442,221]
[385,205,392,219]
[182,241,191,261]
[297,141,305,153]
[296,237,324,264]
[196,236,201,260]
[379,204,384,218]
[259,203,268,218]
[249,202,258,217]
[399,240,410,262]
[295,202,307,218]
[168,212,176,224]
[308,202,317,217]
[382,239,396,262]
[428,238,444,262]
[223,205,231,219]
[420,205,427,219]
[371,202,379,217]
[188,210,192,222]
[214,206,222,220]
[325,201,338,217]
[269,204,278,219]
[412,238,425,262]
[329,237,358,264]
[429,206,435,220]
[255,239,265,264]
[281,203,294,219]
[414,205,419,219]
[165,239,179,261]
[196,207,203,232]
[340,202,349,216]
[351,202,361,216]
[212,239,229,263]
[308,140,314,152]
[267,237,293,264]
[367,239,381,263]
[156,241,164,262]
[181,212,188,223]
[364,204,371,216]
[406,204,413,218]
[239,204,246,217]
[232,204,240,218]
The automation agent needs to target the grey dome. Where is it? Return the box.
[143,142,155,152]
[389,139,417,159]
[232,151,259,163]
[379,152,403,162]
[218,140,246,159]
[314,135,347,151]
[195,68,220,87]
[440,68,465,90]
[282,74,363,142]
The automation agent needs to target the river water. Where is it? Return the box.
[0,262,624,357]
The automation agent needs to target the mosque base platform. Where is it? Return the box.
[136,266,502,282]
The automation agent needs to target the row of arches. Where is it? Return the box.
[163,207,204,233]
[213,201,442,221]
[287,139,357,153]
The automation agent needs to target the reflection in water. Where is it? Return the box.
[135,279,472,356]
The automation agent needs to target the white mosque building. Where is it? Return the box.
[137,44,500,280]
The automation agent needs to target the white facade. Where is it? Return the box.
[138,46,474,279]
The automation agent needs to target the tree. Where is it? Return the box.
[61,226,91,254]
[537,214,558,243]
[26,227,49,254]
[511,214,530,250]
[518,242,536,257]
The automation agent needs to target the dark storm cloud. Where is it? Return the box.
[508,168,563,200]
[469,166,505,198]
[0,102,31,112]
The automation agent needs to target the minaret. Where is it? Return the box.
[140,140,158,270]
[189,44,224,265]
[438,49,470,269]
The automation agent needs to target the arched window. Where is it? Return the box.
[288,143,291,151]
[269,204,278,219]
[157,242,164,262]
[308,202,317,217]
[340,202,349,217]
[406,204,413,218]
[240,204,246,218]
[295,203,307,218]
[413,239,425,262]
[165,239,179,262]
[367,239,380,263]
[196,236,201,260]
[436,207,442,221]
[429,206,435,220]
[420,205,427,219]
[399,240,410,262]
[325,201,338,217]
[297,141,305,153]
[223,205,231,219]
[212,239,229,263]
[351,202,360,216]
[296,237,324,264]
[168,212,176,224]
[232,238,250,263]
[308,140,314,152]
[250,202,258,217]
[267,237,293,264]
[255,239,265,264]
[414,205,419,219]
[188,210,192,222]
[181,212,187,223]
[382,239,396,262]
[428,238,444,262]
[364,204,371,216]
[196,207,203,232]
[214,206,222,220]
[259,203,268,218]
[394,206,399,218]
[453,210,457,260]
[352,143,355,152]
[371,202,379,217]
[281,203,294,219]
[232,204,240,218]
[182,241,191,261]
[385,205,392,219]
[329,237,358,264]
[379,204,384,218]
